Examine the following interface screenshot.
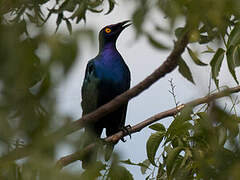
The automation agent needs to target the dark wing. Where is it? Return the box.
[81,60,100,115]
[81,60,101,169]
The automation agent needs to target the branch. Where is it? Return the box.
[0,31,190,163]
[58,31,190,136]
[56,85,240,169]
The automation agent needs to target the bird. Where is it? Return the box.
[80,20,131,169]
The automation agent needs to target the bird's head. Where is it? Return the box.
[98,20,131,50]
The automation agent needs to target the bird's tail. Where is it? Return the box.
[81,129,98,169]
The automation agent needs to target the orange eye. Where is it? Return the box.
[105,28,111,33]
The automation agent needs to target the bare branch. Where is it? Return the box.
[56,85,240,169]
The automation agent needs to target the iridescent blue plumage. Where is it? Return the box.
[81,21,131,168]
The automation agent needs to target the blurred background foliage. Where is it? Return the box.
[0,0,240,179]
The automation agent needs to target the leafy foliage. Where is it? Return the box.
[141,105,240,179]
[1,0,240,180]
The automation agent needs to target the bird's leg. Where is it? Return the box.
[120,125,132,142]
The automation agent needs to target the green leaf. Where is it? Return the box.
[217,126,227,146]
[132,7,146,35]
[211,106,239,137]
[149,123,166,132]
[199,35,214,44]
[202,46,215,54]
[180,148,192,168]
[226,46,239,84]
[80,161,107,180]
[147,33,169,50]
[65,19,72,35]
[166,147,184,176]
[155,25,169,34]
[88,8,103,13]
[187,47,208,66]
[140,159,151,175]
[120,159,150,174]
[120,159,136,165]
[210,48,225,88]
[145,175,151,180]
[26,13,36,23]
[236,45,240,66]
[227,23,240,48]
[105,0,115,15]
[167,120,193,140]
[189,30,200,43]
[70,4,86,23]
[175,27,185,39]
[156,163,165,179]
[146,132,165,166]
[166,109,193,139]
[178,57,195,84]
[107,165,134,180]
[56,13,63,26]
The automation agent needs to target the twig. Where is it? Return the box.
[168,78,179,107]
[61,31,190,136]
[56,85,240,169]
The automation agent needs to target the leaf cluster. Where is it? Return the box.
[2,0,240,179]
[0,0,115,34]
[141,105,240,180]
[0,1,95,179]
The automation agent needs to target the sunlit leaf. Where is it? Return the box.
[146,132,165,166]
[210,48,225,88]
[178,57,195,84]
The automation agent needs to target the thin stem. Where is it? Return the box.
[55,85,240,169]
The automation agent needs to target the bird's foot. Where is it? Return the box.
[120,125,132,142]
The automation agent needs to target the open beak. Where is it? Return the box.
[119,20,132,29]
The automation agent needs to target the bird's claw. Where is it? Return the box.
[120,125,132,142]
